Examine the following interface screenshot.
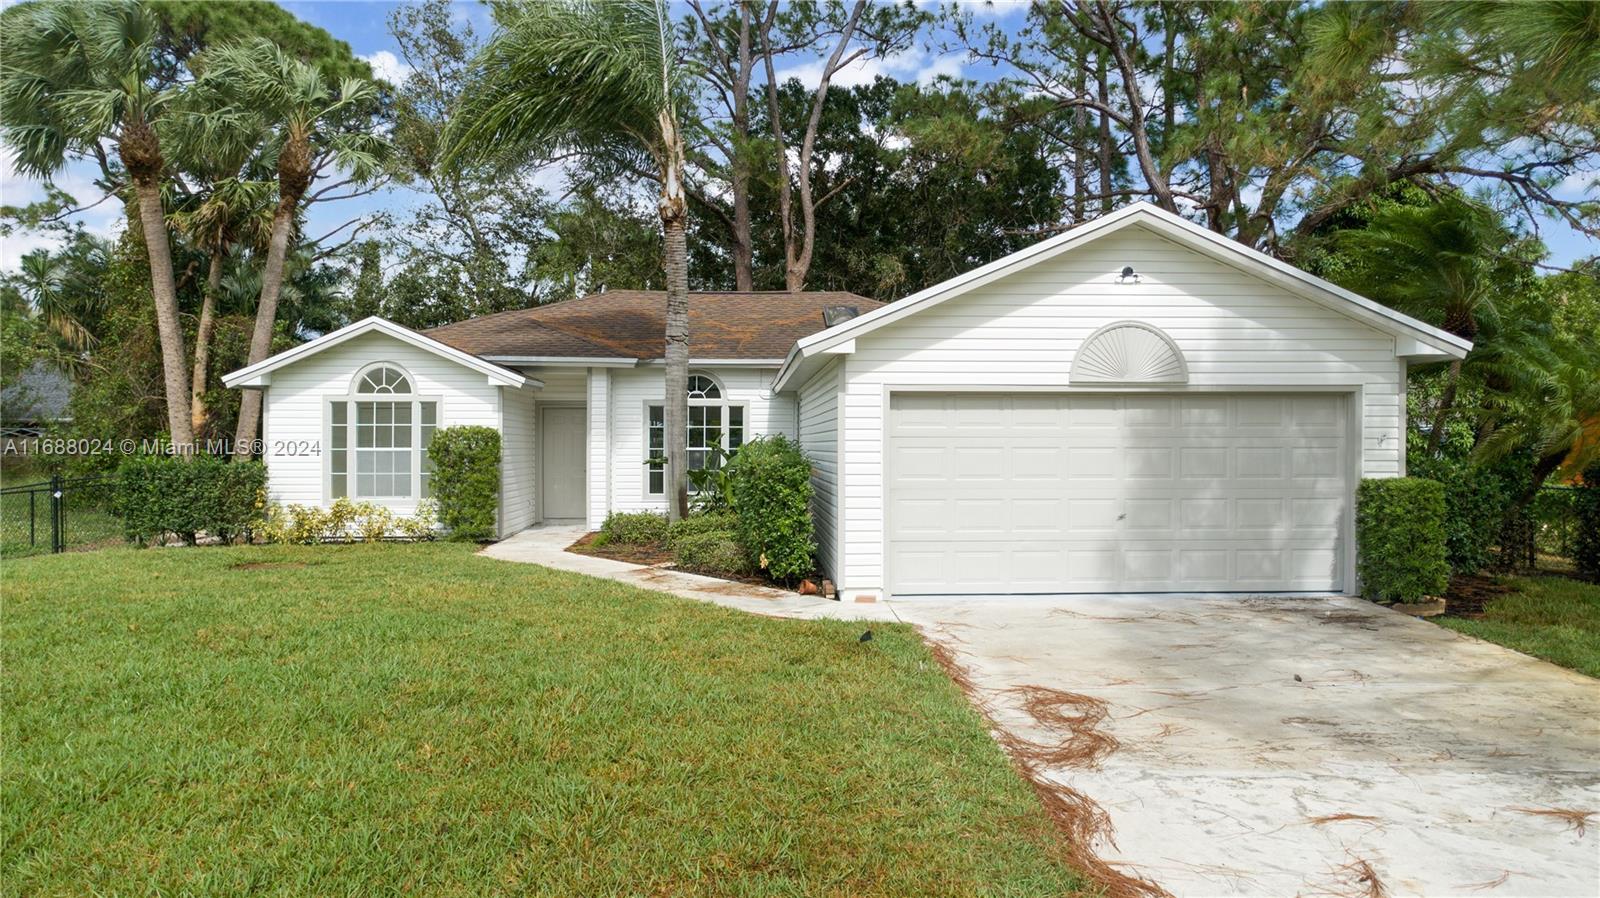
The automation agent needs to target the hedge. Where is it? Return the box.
[428,426,500,540]
[598,511,668,546]
[116,454,267,545]
[673,529,751,577]
[725,435,816,582]
[1355,477,1449,603]
[667,511,737,549]
[1576,465,1600,581]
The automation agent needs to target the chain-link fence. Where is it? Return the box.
[0,474,122,558]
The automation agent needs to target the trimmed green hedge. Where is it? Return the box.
[428,426,500,540]
[673,529,750,577]
[667,511,737,549]
[725,435,816,582]
[1576,466,1600,581]
[598,511,668,546]
[116,455,266,545]
[1356,477,1449,603]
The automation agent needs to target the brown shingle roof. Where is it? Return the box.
[424,290,882,361]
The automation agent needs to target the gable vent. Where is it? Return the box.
[1070,321,1188,384]
[822,305,860,327]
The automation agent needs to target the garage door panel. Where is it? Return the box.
[887,392,1349,594]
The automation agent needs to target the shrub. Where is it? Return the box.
[673,529,750,577]
[116,455,267,545]
[1408,450,1518,574]
[428,426,500,540]
[667,511,737,549]
[598,511,668,546]
[258,499,437,544]
[1356,477,1449,603]
[1576,465,1600,581]
[725,435,815,582]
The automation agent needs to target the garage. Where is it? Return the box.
[886,392,1351,594]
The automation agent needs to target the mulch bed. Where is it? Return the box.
[1444,573,1514,618]
[565,533,814,595]
[567,531,672,565]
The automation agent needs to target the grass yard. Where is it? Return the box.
[2,542,1085,897]
[1438,575,1600,678]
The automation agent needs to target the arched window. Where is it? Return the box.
[328,363,439,501]
[646,372,746,496]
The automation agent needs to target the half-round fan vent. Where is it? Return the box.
[1070,321,1188,384]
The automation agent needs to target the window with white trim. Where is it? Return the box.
[646,373,745,495]
[329,363,438,500]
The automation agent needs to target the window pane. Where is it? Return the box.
[646,405,665,494]
[358,403,374,424]
[332,474,347,498]
[394,403,411,425]
[332,402,347,425]
[421,401,436,427]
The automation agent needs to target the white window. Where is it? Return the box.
[329,363,438,500]
[646,373,745,495]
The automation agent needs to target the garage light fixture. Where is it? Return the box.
[1117,266,1141,284]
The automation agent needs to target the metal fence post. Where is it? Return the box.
[50,473,64,554]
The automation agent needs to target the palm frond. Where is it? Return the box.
[441,0,680,172]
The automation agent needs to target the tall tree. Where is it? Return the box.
[382,0,551,317]
[444,0,696,520]
[166,87,274,438]
[954,1,1599,250]
[2,0,195,448]
[1323,195,1522,453]
[200,39,384,460]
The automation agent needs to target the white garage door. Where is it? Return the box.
[887,393,1350,594]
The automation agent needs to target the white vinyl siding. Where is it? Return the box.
[606,366,794,515]
[260,330,501,515]
[834,225,1403,596]
[500,386,537,535]
[798,359,842,582]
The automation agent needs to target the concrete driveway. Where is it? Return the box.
[892,594,1600,898]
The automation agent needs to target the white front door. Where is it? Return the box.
[886,393,1351,594]
[539,406,586,521]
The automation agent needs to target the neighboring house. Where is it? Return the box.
[224,203,1469,598]
[0,361,72,439]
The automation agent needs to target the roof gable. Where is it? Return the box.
[773,203,1470,392]
[221,317,526,389]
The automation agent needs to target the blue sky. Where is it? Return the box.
[1,0,1594,274]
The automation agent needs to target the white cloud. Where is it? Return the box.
[360,50,412,87]
[773,49,967,91]
[1,150,124,272]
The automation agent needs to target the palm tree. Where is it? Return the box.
[167,86,275,437]
[198,39,384,460]
[1329,196,1515,453]
[440,0,694,521]
[2,0,194,449]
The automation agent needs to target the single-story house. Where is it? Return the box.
[224,202,1469,599]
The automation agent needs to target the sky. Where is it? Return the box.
[0,0,1594,275]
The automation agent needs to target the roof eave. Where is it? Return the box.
[222,317,526,389]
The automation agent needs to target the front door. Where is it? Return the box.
[540,406,586,521]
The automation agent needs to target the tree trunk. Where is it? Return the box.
[1096,50,1112,215]
[659,112,692,522]
[132,178,195,453]
[232,198,296,461]
[1426,358,1462,455]
[729,1,755,291]
[190,250,225,437]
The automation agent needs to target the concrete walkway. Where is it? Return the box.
[483,527,1600,897]
[480,526,898,622]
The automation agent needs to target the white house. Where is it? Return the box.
[224,203,1469,599]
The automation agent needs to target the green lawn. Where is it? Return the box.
[1438,575,1600,678]
[2,542,1085,897]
